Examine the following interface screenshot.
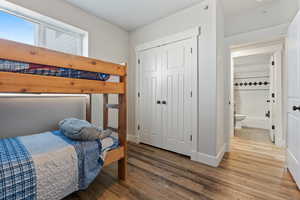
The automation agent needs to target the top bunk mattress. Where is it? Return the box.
[0,59,112,82]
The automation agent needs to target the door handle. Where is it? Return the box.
[162,101,167,105]
[157,100,161,104]
[293,106,300,111]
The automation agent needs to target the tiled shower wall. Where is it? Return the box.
[234,69,270,130]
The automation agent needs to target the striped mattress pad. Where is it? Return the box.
[0,59,111,81]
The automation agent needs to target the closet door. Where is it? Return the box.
[287,11,300,189]
[161,39,193,156]
[139,47,163,148]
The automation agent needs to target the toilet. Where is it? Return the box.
[235,114,247,129]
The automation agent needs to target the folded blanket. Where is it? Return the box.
[80,127,112,140]
[59,118,111,141]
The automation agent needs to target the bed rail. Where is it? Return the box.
[0,39,125,76]
[0,39,126,94]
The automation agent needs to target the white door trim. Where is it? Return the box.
[135,27,200,52]
[135,27,200,156]
[229,43,285,147]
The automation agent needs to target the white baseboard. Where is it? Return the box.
[287,149,300,190]
[191,144,226,167]
[127,134,139,143]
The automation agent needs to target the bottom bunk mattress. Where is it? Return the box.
[0,130,119,200]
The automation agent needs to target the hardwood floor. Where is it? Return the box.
[65,139,300,200]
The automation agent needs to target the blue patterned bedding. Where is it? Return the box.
[0,59,111,81]
[0,138,37,200]
[0,131,119,200]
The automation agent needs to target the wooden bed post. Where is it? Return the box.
[103,94,109,129]
[102,65,127,180]
[118,64,127,180]
[86,94,92,123]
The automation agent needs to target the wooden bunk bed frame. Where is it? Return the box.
[0,39,127,180]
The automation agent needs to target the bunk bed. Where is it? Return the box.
[0,38,127,199]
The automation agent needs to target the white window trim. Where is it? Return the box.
[0,0,88,56]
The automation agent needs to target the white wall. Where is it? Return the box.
[4,0,129,129]
[129,0,225,165]
[216,0,225,156]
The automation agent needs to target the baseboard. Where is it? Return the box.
[191,144,226,167]
[127,134,139,143]
[287,149,300,189]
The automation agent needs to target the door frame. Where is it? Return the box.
[229,42,285,147]
[135,27,200,155]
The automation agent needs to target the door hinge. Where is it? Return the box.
[272,61,275,66]
[273,134,275,144]
[190,48,193,54]
[272,125,275,130]
[190,91,193,98]
[138,59,141,64]
[190,135,193,141]
[137,124,140,130]
[138,92,140,98]
[272,93,275,98]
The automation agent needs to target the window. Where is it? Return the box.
[0,1,87,56]
[43,26,83,55]
[0,10,36,45]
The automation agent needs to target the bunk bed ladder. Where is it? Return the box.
[103,67,127,180]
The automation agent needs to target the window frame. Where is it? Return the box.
[0,0,88,56]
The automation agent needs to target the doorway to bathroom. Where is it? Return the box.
[229,41,285,147]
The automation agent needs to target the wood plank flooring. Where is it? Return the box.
[64,138,300,200]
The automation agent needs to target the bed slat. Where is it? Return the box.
[104,146,125,167]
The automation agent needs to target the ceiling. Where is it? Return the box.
[222,0,298,36]
[65,0,298,32]
[65,0,203,31]
[221,0,280,16]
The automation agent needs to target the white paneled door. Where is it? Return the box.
[138,38,194,156]
[139,47,163,148]
[287,11,300,189]
[161,40,193,155]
